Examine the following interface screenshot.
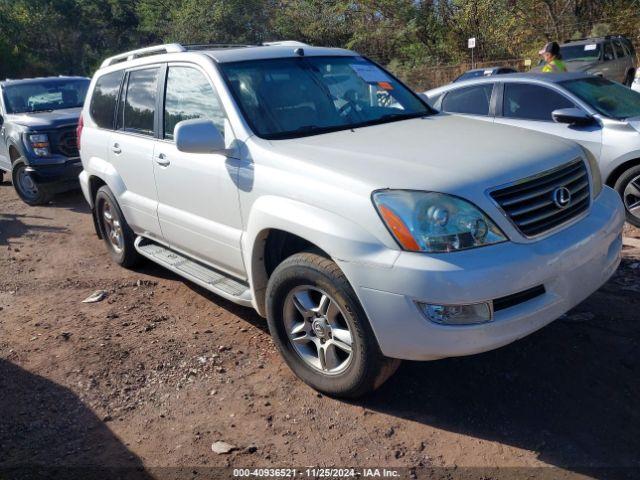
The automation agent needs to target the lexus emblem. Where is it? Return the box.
[553,187,572,209]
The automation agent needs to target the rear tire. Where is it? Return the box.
[624,70,635,87]
[11,158,52,205]
[95,185,141,268]
[614,165,640,227]
[266,251,400,398]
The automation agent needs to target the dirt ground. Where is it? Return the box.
[0,179,639,480]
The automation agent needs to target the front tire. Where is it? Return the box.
[266,252,400,398]
[95,185,141,268]
[11,158,52,205]
[615,165,640,227]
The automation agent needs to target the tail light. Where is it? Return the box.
[76,114,84,150]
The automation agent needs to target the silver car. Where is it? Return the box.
[425,72,640,226]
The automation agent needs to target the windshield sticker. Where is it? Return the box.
[378,81,394,90]
[584,44,597,51]
[350,64,391,83]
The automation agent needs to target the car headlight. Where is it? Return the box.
[581,148,602,198]
[373,190,507,253]
[27,133,50,157]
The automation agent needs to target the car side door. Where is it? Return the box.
[108,65,163,238]
[438,83,496,123]
[494,82,602,160]
[612,39,628,83]
[152,63,245,279]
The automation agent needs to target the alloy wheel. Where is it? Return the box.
[283,286,354,375]
[100,199,124,254]
[623,174,640,222]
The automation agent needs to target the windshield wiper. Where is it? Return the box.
[351,111,427,129]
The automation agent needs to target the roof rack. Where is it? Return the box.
[100,41,311,69]
[100,43,186,68]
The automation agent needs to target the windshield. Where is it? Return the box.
[561,76,640,120]
[560,44,601,62]
[219,56,432,139]
[2,79,89,114]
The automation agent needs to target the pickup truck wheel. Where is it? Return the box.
[266,252,400,398]
[11,158,52,205]
[615,165,640,227]
[95,185,141,268]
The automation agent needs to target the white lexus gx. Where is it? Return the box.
[78,42,625,397]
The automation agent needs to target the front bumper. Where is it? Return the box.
[339,186,625,361]
[25,158,82,193]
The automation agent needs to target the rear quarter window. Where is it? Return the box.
[441,84,493,116]
[89,70,125,129]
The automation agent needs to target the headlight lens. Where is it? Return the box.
[373,190,507,253]
[28,133,50,157]
[581,148,602,198]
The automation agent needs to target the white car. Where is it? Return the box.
[424,72,640,227]
[78,43,624,397]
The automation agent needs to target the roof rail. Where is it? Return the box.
[262,41,309,47]
[100,43,186,68]
[183,44,254,51]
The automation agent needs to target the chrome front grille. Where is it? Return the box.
[490,159,590,237]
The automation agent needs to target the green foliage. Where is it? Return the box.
[1,0,640,84]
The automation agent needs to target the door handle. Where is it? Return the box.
[111,143,122,154]
[155,153,170,167]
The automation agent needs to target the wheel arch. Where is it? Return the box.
[605,156,640,188]
[243,196,397,316]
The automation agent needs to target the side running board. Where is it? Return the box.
[134,237,253,307]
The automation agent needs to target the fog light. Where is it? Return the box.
[417,301,493,325]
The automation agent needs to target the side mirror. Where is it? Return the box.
[175,118,226,154]
[552,108,594,126]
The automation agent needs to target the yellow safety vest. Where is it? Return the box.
[541,59,567,73]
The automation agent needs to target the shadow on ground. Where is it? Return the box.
[360,281,640,479]
[0,212,68,247]
[0,360,153,479]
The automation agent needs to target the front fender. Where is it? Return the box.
[242,196,399,316]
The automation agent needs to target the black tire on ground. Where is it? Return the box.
[0,170,4,184]
[625,70,635,87]
[95,185,141,268]
[266,251,400,398]
[11,158,52,205]
[615,164,640,227]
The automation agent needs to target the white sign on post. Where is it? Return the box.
[468,37,476,49]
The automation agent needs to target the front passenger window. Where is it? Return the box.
[503,83,574,121]
[164,66,226,140]
[441,84,493,116]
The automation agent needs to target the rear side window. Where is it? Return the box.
[604,42,615,61]
[613,40,626,58]
[163,66,226,140]
[90,71,124,129]
[122,68,159,136]
[503,83,574,121]
[441,84,493,116]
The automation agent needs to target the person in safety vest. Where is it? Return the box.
[539,41,567,73]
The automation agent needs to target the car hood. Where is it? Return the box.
[263,114,584,198]
[6,107,81,130]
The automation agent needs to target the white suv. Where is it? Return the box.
[79,43,625,397]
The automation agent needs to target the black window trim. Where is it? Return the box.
[158,61,230,144]
[500,81,579,123]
